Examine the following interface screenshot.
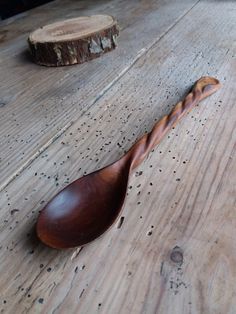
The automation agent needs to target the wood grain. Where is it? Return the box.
[0,0,198,190]
[0,0,236,313]
[28,15,119,66]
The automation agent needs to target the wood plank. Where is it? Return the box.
[0,1,236,313]
[0,0,116,45]
[0,0,198,190]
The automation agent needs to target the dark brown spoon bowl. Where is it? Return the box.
[37,160,130,248]
[37,77,221,249]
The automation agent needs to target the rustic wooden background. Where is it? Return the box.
[0,0,235,313]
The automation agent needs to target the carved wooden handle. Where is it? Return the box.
[126,76,221,170]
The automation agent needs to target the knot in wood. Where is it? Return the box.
[170,246,183,265]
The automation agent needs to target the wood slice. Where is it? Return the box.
[28,15,119,66]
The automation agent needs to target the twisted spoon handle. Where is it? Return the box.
[125,76,221,171]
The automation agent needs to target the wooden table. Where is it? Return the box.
[0,0,235,313]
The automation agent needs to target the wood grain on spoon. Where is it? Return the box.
[36,77,221,249]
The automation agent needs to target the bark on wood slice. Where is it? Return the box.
[28,15,119,66]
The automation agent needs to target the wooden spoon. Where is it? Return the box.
[37,77,221,249]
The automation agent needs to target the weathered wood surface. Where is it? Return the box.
[0,0,236,313]
[0,0,198,190]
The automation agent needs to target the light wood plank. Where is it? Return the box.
[0,0,198,189]
[0,1,236,313]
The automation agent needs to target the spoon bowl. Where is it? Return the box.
[37,160,130,248]
[37,77,221,249]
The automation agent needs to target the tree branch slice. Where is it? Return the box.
[28,15,119,66]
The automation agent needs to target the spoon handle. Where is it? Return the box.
[126,76,221,170]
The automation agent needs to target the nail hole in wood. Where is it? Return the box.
[117,216,124,229]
